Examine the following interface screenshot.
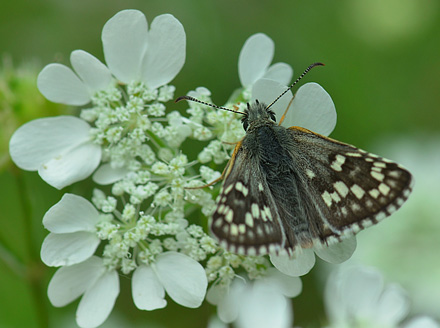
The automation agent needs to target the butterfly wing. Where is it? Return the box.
[211,142,292,255]
[285,126,413,246]
[211,124,413,255]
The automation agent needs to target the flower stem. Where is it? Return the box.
[12,166,49,328]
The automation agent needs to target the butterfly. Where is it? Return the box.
[177,63,413,256]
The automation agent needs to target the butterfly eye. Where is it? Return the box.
[241,115,249,131]
[269,110,276,122]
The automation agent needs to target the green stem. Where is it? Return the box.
[12,167,49,328]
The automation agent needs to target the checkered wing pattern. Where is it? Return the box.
[210,125,413,256]
[286,126,413,245]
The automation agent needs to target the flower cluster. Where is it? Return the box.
[324,264,440,328]
[9,9,353,328]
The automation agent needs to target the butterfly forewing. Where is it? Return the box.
[211,144,288,255]
[286,126,413,245]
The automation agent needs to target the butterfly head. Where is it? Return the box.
[241,100,276,131]
[175,62,324,131]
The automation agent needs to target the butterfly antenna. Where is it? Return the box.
[175,95,246,115]
[265,62,325,111]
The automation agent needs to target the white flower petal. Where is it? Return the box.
[265,268,302,298]
[263,62,293,85]
[207,316,228,328]
[43,194,100,233]
[70,50,113,92]
[102,9,148,83]
[37,63,90,105]
[206,284,225,306]
[10,116,101,188]
[239,33,274,87]
[376,284,409,324]
[314,237,357,264]
[214,279,246,323]
[155,251,207,308]
[9,116,99,189]
[132,265,166,310]
[403,316,440,328]
[93,163,130,185]
[270,249,316,277]
[288,82,337,136]
[41,232,100,267]
[38,138,102,189]
[48,256,106,307]
[237,282,292,328]
[340,266,384,318]
[76,269,119,328]
[141,14,185,89]
[251,78,293,120]
[324,267,348,324]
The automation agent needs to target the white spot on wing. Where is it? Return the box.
[350,184,365,199]
[225,209,233,223]
[346,152,362,157]
[379,183,391,196]
[235,181,248,196]
[331,154,346,172]
[251,203,260,219]
[230,223,238,236]
[371,171,385,181]
[369,189,380,199]
[245,212,254,227]
[322,191,332,207]
[306,169,316,179]
[224,184,234,194]
[330,191,341,203]
[334,181,349,197]
[373,161,387,168]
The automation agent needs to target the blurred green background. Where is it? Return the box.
[1,0,439,327]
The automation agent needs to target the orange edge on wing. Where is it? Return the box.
[288,126,346,145]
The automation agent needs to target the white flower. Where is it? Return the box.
[37,10,185,105]
[102,10,185,89]
[351,137,440,317]
[208,268,302,328]
[48,256,119,328]
[132,251,207,310]
[9,116,101,189]
[238,33,293,89]
[41,193,101,266]
[270,237,357,276]
[251,78,337,134]
[402,317,440,328]
[324,265,439,328]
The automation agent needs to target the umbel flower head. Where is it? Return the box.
[8,8,355,328]
[324,264,440,328]
[10,9,185,189]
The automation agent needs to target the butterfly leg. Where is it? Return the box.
[185,174,224,190]
[185,141,242,190]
